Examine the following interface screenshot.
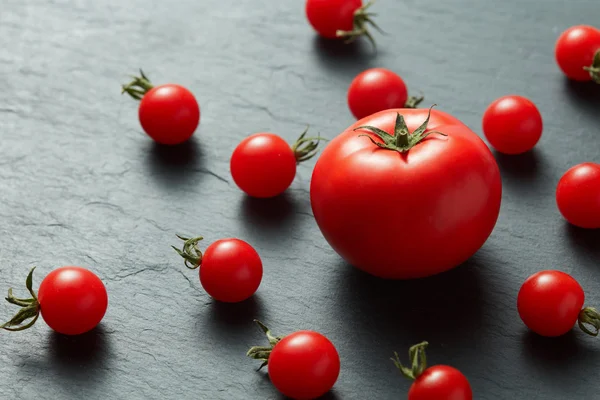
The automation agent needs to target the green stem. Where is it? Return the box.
[578,307,600,336]
[290,127,328,163]
[1,267,41,332]
[246,320,283,370]
[336,0,383,49]
[121,69,155,100]
[391,341,429,381]
[583,49,600,84]
[172,234,204,269]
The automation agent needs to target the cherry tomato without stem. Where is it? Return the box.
[230,130,325,198]
[555,25,600,82]
[173,235,262,303]
[311,107,502,279]
[1,267,108,336]
[518,270,600,337]
[122,70,200,145]
[482,95,543,155]
[556,163,600,229]
[248,321,340,400]
[347,68,423,120]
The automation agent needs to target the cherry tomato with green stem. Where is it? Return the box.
[347,68,423,119]
[518,270,600,337]
[230,128,326,198]
[556,163,600,229]
[173,235,262,303]
[305,0,383,47]
[1,266,108,335]
[555,25,600,83]
[392,341,472,400]
[482,95,543,155]
[247,320,340,400]
[122,69,200,145]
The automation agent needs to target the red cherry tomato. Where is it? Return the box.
[173,236,262,303]
[555,25,600,82]
[1,267,108,336]
[556,163,600,229]
[248,321,340,400]
[230,130,324,198]
[122,71,200,145]
[482,95,543,155]
[347,68,423,120]
[310,107,502,279]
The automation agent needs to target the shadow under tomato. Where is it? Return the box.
[565,224,600,261]
[272,388,341,400]
[239,193,299,235]
[145,136,206,189]
[207,295,265,329]
[563,79,600,115]
[312,36,374,73]
[494,149,540,181]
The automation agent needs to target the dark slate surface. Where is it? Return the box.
[1,0,600,399]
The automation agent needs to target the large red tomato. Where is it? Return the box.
[310,108,502,279]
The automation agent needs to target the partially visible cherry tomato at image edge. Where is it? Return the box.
[122,70,200,145]
[1,266,108,336]
[555,25,600,83]
[556,163,600,229]
[173,235,263,303]
[482,95,543,155]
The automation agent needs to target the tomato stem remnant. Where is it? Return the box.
[121,69,155,100]
[578,306,600,336]
[291,127,328,163]
[172,235,204,269]
[405,95,425,109]
[391,341,429,381]
[1,267,41,332]
[336,0,383,49]
[354,105,447,153]
[583,50,600,84]
[246,320,283,370]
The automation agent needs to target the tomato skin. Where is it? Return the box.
[347,68,408,120]
[230,133,297,198]
[518,270,585,337]
[408,365,472,400]
[37,267,108,336]
[268,331,340,399]
[555,25,600,81]
[556,163,600,229]
[200,239,262,303]
[310,108,502,279]
[482,95,543,155]
[138,84,200,145]
[305,0,362,38]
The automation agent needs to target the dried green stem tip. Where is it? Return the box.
[121,69,154,101]
[336,0,384,49]
[578,307,600,336]
[246,320,283,371]
[583,50,600,84]
[1,267,41,332]
[354,105,446,153]
[391,341,429,381]
[172,234,204,269]
[291,126,328,164]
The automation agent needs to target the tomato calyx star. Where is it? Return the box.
[578,306,600,336]
[354,105,447,153]
[246,320,283,371]
[336,0,384,49]
[291,127,328,164]
[1,267,41,332]
[121,69,155,101]
[583,50,600,84]
[172,235,204,269]
[391,341,429,381]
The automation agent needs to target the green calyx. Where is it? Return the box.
[354,105,446,153]
[583,50,600,84]
[246,320,283,371]
[291,127,328,163]
[121,69,154,100]
[1,267,41,332]
[172,235,204,269]
[336,0,384,49]
[391,341,429,381]
[578,307,600,336]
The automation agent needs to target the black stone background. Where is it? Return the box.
[1,1,600,399]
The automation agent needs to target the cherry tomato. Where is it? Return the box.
[555,25,600,82]
[248,321,340,400]
[305,0,380,46]
[556,163,600,229]
[482,95,543,155]
[230,130,324,198]
[122,70,200,145]
[393,342,472,400]
[173,235,262,303]
[1,267,108,335]
[347,68,423,120]
[310,107,502,279]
